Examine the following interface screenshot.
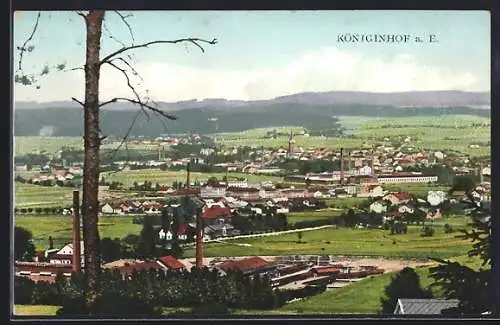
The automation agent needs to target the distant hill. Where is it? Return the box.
[13,91,490,136]
[15,90,490,111]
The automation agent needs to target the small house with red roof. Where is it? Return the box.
[201,205,232,226]
[162,223,195,242]
[215,257,277,277]
[156,255,186,271]
[383,192,413,205]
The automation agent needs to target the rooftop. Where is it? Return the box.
[395,299,460,315]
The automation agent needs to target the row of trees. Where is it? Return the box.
[380,193,492,315]
[15,266,328,315]
[15,207,69,215]
[231,208,288,233]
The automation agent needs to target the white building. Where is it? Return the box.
[377,173,438,184]
[200,185,227,198]
[370,201,387,214]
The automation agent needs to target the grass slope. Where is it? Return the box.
[183,222,471,260]
[15,215,141,249]
[102,169,282,187]
[15,183,78,208]
[13,305,61,316]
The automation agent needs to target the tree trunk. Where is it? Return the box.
[82,10,105,310]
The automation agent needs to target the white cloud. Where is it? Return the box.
[14,47,486,102]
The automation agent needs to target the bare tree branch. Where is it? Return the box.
[71,97,85,106]
[111,57,144,82]
[16,11,41,75]
[104,109,142,170]
[102,21,126,48]
[76,11,88,20]
[99,97,177,120]
[113,11,135,44]
[101,59,151,120]
[100,38,218,65]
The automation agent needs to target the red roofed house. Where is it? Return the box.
[216,257,277,277]
[163,223,195,242]
[201,206,232,226]
[156,255,186,271]
[383,192,412,205]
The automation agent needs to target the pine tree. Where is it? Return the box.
[136,215,157,258]
[380,267,433,314]
[429,192,491,315]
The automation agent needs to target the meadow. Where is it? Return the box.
[15,115,490,158]
[286,209,344,225]
[15,136,84,156]
[214,115,490,157]
[382,183,451,197]
[14,136,158,156]
[183,222,472,260]
[276,253,485,315]
[15,183,79,208]
[102,169,283,187]
[15,215,142,249]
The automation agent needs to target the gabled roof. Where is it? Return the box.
[201,206,232,219]
[117,261,165,275]
[395,299,460,315]
[311,266,341,275]
[389,192,412,201]
[216,257,274,274]
[227,187,260,193]
[157,255,185,270]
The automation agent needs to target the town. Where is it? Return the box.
[12,9,491,318]
[14,128,492,316]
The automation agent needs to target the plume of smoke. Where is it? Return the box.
[39,125,54,136]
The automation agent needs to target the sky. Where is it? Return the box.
[13,10,490,103]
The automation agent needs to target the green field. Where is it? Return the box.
[214,115,490,157]
[287,209,343,224]
[14,136,162,156]
[183,224,471,260]
[13,305,61,316]
[102,169,283,187]
[15,115,490,158]
[277,253,485,314]
[382,184,451,197]
[15,215,141,249]
[15,136,83,156]
[15,183,79,208]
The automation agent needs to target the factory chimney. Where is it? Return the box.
[72,190,81,274]
[348,151,352,173]
[479,162,484,184]
[195,209,204,268]
[370,151,375,177]
[186,162,191,188]
[340,148,344,186]
[226,166,229,189]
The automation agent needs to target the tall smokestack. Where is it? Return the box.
[72,190,81,274]
[370,151,375,177]
[340,148,344,186]
[479,162,484,184]
[226,166,229,189]
[348,151,351,173]
[186,162,191,188]
[195,209,204,268]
